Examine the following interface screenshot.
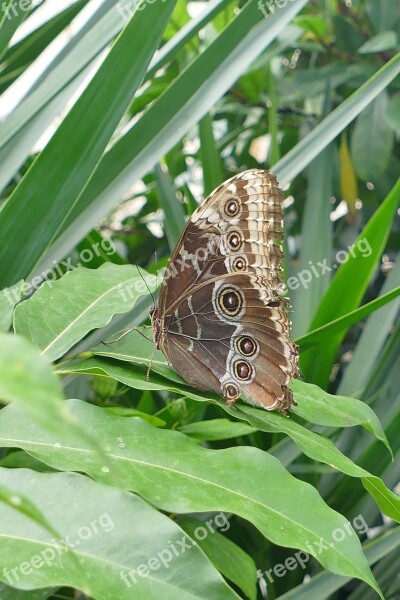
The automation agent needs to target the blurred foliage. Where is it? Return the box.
[0,0,400,599]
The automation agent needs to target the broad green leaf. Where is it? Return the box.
[0,0,177,287]
[0,281,24,332]
[0,399,382,595]
[59,355,399,523]
[33,0,310,278]
[358,31,398,54]
[351,92,394,181]
[226,404,400,524]
[301,177,400,387]
[13,264,157,362]
[91,330,389,448]
[0,468,239,599]
[178,515,258,600]
[178,419,257,441]
[292,380,391,454]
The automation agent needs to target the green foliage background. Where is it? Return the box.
[0,0,399,599]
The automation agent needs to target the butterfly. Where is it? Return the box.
[150,169,299,413]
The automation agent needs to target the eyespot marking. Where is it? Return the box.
[223,382,240,402]
[227,231,242,251]
[232,256,247,272]
[225,198,240,217]
[233,359,253,381]
[236,336,258,357]
[218,287,243,316]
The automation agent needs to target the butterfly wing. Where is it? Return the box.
[157,169,299,412]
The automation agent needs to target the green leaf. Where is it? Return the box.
[0,0,177,287]
[292,381,391,452]
[178,515,258,600]
[60,354,400,522]
[0,468,239,599]
[14,264,157,362]
[0,400,383,595]
[358,31,398,54]
[178,419,257,441]
[351,92,394,181]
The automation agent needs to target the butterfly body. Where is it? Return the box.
[151,169,299,413]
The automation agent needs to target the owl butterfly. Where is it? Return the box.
[151,169,299,413]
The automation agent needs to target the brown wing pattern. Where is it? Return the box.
[156,169,299,412]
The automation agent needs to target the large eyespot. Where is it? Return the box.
[225,198,240,218]
[223,382,240,401]
[233,359,254,381]
[227,231,242,251]
[236,336,258,357]
[232,256,247,272]
[218,287,243,316]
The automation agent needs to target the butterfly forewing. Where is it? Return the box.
[155,169,299,412]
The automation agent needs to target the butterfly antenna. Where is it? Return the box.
[136,264,156,307]
[153,250,161,304]
[102,326,153,346]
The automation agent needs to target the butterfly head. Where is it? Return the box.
[149,305,162,349]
